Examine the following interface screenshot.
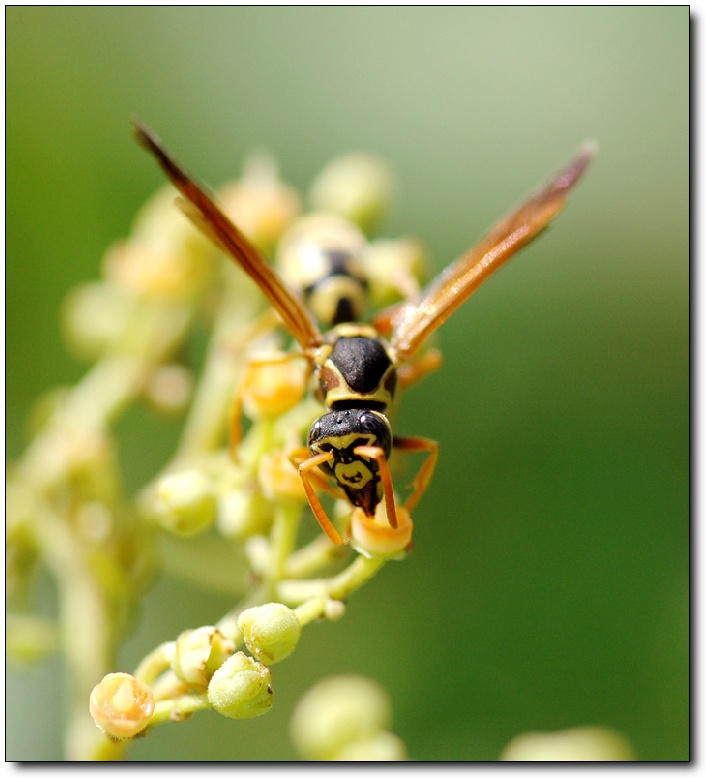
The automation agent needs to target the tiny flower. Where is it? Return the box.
[237,603,301,665]
[89,672,155,740]
[207,652,273,719]
[150,470,217,537]
[350,502,413,559]
[290,675,392,761]
[173,626,235,690]
[500,726,636,761]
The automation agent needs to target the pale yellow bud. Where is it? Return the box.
[290,675,392,761]
[218,154,302,251]
[258,450,307,501]
[217,487,274,539]
[237,603,301,665]
[363,238,426,307]
[309,154,393,231]
[241,358,306,420]
[207,652,273,719]
[142,364,193,416]
[334,730,408,761]
[173,626,235,690]
[62,281,130,361]
[500,727,636,761]
[150,471,217,537]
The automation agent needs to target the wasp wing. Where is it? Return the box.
[390,142,597,360]
[133,119,323,351]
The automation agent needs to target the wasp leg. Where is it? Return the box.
[352,444,398,530]
[289,447,340,498]
[396,348,444,391]
[392,435,439,512]
[298,451,346,545]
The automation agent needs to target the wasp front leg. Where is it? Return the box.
[352,444,398,530]
[296,450,347,546]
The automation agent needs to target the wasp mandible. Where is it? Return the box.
[134,120,595,546]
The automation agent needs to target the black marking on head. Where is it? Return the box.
[329,337,392,395]
[307,409,392,460]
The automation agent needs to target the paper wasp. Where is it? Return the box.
[134,120,595,546]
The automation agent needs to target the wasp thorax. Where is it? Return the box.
[315,328,397,411]
[307,409,393,515]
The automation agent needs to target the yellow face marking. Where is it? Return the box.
[313,431,376,453]
[334,460,374,490]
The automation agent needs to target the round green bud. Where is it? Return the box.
[151,471,217,537]
[334,731,408,761]
[173,626,235,690]
[290,675,392,761]
[237,603,301,665]
[207,652,273,719]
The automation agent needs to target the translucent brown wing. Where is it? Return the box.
[133,119,323,351]
[390,142,597,360]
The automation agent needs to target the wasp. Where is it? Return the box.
[134,120,595,546]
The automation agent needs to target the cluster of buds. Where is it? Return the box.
[10,144,429,761]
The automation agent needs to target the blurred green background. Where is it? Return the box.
[6,7,688,762]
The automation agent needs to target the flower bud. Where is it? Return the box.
[173,626,235,690]
[62,281,129,361]
[334,731,408,761]
[218,155,302,251]
[290,675,392,761]
[363,238,426,307]
[237,603,301,665]
[500,727,636,761]
[142,364,193,416]
[308,154,393,231]
[258,450,307,502]
[207,652,273,719]
[350,502,413,559]
[217,487,274,539]
[89,672,155,740]
[150,471,217,537]
[241,358,306,421]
